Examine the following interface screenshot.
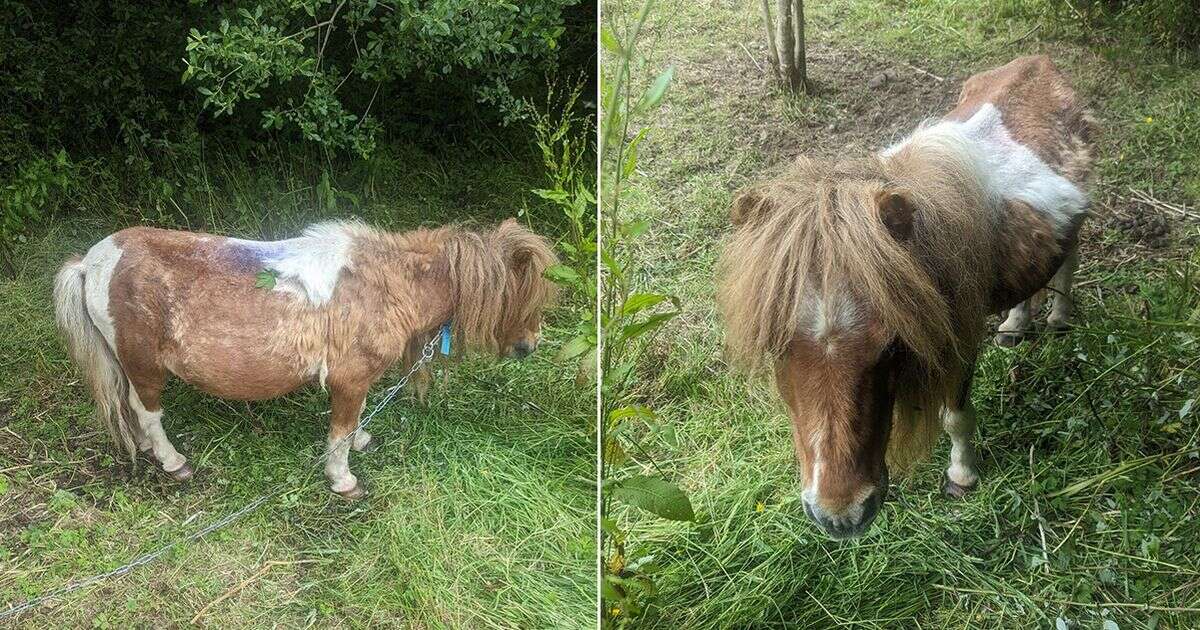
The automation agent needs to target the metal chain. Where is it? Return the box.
[0,332,443,622]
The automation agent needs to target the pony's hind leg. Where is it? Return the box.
[1046,247,1079,330]
[942,372,980,498]
[127,372,192,481]
[326,383,369,499]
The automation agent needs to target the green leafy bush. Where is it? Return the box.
[184,0,579,157]
[0,151,72,276]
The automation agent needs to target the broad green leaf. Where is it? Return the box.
[600,28,622,55]
[610,475,695,521]
[621,219,650,239]
[544,263,581,284]
[621,311,680,341]
[637,66,674,112]
[557,333,595,361]
[622,292,667,315]
[608,405,656,428]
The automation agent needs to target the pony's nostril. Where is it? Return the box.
[803,486,886,539]
[511,341,533,358]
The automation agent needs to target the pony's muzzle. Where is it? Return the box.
[510,340,535,359]
[802,472,888,539]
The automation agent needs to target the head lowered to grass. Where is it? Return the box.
[717,56,1094,539]
[53,218,556,500]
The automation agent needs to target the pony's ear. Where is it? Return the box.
[730,189,775,226]
[876,190,915,241]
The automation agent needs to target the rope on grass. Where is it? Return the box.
[0,332,442,622]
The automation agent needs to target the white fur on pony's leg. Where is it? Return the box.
[128,389,186,473]
[1047,248,1079,330]
[995,300,1032,347]
[942,401,979,497]
[352,429,373,452]
[324,434,358,494]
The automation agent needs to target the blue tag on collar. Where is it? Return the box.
[440,322,452,356]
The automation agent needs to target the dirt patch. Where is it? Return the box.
[668,40,960,172]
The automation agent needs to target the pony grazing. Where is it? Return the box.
[717,55,1094,538]
[54,218,556,499]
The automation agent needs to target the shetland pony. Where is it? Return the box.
[54,219,556,499]
[717,56,1095,538]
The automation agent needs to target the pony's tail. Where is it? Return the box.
[54,257,138,461]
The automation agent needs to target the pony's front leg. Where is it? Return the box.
[995,299,1033,347]
[325,384,369,500]
[941,374,980,499]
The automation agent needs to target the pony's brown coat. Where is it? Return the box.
[58,219,555,470]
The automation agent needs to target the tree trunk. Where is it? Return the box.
[791,0,807,91]
[759,0,780,80]
[775,0,797,91]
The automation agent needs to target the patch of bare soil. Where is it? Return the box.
[675,40,960,170]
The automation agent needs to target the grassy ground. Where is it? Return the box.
[607,0,1200,628]
[0,143,594,628]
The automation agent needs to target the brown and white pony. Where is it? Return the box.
[54,218,556,499]
[717,56,1095,538]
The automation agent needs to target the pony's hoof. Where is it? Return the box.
[334,483,367,501]
[358,436,382,453]
[943,475,976,499]
[1047,320,1070,332]
[166,462,195,482]
[994,331,1024,347]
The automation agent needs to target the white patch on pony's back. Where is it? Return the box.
[81,236,124,351]
[882,103,1087,229]
[229,221,359,306]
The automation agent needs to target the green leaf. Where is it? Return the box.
[544,263,582,285]
[621,219,649,239]
[610,475,695,521]
[621,311,680,342]
[600,28,622,55]
[255,268,279,289]
[601,575,624,600]
[637,66,674,112]
[622,293,667,315]
[608,405,656,425]
[557,333,595,361]
[622,128,649,179]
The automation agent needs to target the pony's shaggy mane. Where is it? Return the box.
[345,219,556,355]
[717,140,1000,466]
[444,220,557,354]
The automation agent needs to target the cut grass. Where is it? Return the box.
[606,0,1200,627]
[0,142,594,628]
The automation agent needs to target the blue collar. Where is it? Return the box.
[439,321,453,356]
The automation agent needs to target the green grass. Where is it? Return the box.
[0,142,594,628]
[606,0,1200,627]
